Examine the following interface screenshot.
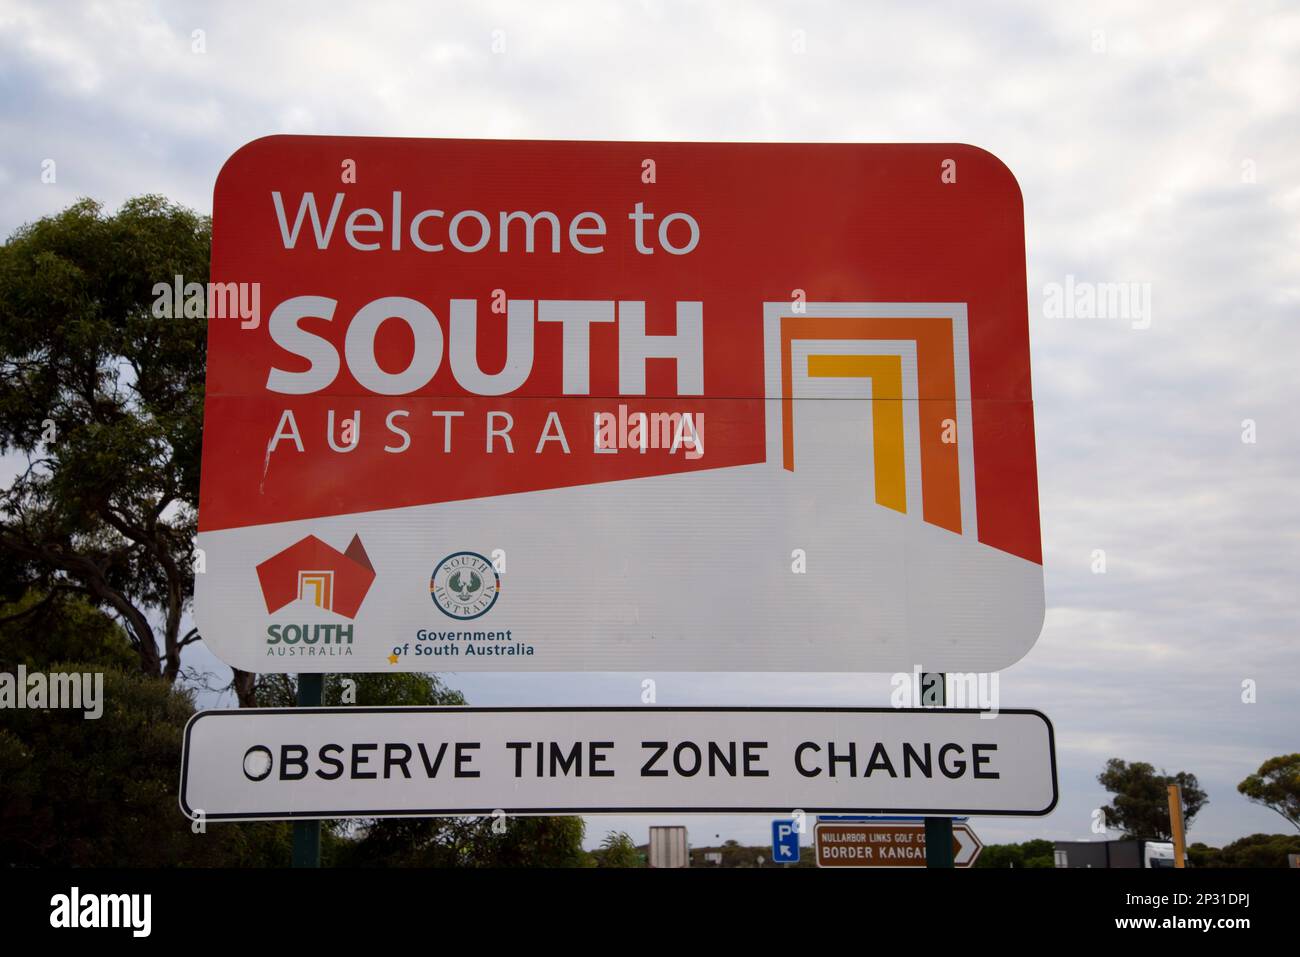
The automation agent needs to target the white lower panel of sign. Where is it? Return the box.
[180,707,1057,821]
[195,455,1044,674]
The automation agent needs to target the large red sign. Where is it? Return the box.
[195,137,1042,673]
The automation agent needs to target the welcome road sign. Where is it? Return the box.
[179,707,1057,822]
[195,136,1042,673]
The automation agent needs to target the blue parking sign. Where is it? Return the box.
[772,819,800,864]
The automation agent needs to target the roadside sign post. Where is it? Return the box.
[925,816,956,869]
[290,673,323,868]
[922,673,955,869]
[1168,784,1187,869]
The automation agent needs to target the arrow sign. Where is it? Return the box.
[954,824,983,866]
[815,821,984,868]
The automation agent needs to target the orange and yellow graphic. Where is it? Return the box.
[776,313,968,537]
[296,570,335,610]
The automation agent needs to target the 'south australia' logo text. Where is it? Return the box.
[255,534,375,656]
[430,552,500,620]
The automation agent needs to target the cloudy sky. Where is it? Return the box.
[1,0,1297,852]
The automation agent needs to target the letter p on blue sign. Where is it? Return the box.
[772,819,800,864]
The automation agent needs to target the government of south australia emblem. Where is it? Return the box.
[430,551,500,620]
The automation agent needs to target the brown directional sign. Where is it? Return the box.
[815,821,983,868]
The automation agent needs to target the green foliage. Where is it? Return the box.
[473,815,593,868]
[974,838,1055,868]
[596,830,644,868]
[718,837,756,868]
[0,196,211,679]
[1020,838,1055,867]
[0,656,580,867]
[0,588,135,672]
[974,843,1023,868]
[331,815,592,868]
[1097,758,1207,840]
[1187,833,1300,868]
[0,665,288,866]
[1237,754,1300,830]
[254,671,465,708]
[1186,841,1217,868]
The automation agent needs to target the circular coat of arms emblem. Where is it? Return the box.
[430,551,500,620]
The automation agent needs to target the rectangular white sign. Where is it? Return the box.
[180,707,1057,821]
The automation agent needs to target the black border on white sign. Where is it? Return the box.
[179,706,1059,821]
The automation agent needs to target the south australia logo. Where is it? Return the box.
[256,534,375,656]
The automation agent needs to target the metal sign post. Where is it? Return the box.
[923,673,955,869]
[290,673,323,868]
